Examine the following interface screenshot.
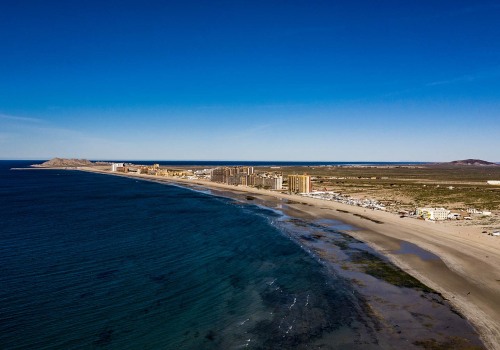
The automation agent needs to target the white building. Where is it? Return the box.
[487,180,500,185]
[416,207,450,221]
[111,163,125,172]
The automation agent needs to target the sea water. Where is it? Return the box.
[0,161,483,349]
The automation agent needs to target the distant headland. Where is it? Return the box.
[31,158,109,168]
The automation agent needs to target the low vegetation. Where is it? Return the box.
[260,164,500,211]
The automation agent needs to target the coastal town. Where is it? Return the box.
[106,161,500,235]
[5,2,500,349]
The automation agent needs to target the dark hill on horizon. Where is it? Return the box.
[448,159,498,166]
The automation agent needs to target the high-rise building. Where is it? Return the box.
[253,175,283,190]
[211,166,254,184]
[288,175,312,193]
[210,167,282,190]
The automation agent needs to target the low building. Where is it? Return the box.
[487,180,500,185]
[416,207,450,221]
[111,163,125,172]
[467,208,490,215]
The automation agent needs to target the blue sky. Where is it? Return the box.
[1,0,499,161]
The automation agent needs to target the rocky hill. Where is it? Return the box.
[449,159,498,166]
[32,158,94,168]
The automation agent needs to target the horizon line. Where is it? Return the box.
[2,158,499,164]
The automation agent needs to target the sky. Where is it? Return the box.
[1,0,499,161]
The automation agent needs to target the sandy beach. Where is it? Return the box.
[78,168,500,349]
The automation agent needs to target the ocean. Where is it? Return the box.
[0,161,483,349]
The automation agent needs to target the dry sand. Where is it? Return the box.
[81,168,500,350]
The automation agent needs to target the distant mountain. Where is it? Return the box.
[32,158,94,167]
[448,159,498,166]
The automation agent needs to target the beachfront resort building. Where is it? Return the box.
[288,175,312,193]
[210,167,283,190]
[252,174,283,190]
[211,166,254,185]
[416,207,451,221]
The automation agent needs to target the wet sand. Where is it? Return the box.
[78,169,500,350]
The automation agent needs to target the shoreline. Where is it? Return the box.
[23,167,500,349]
